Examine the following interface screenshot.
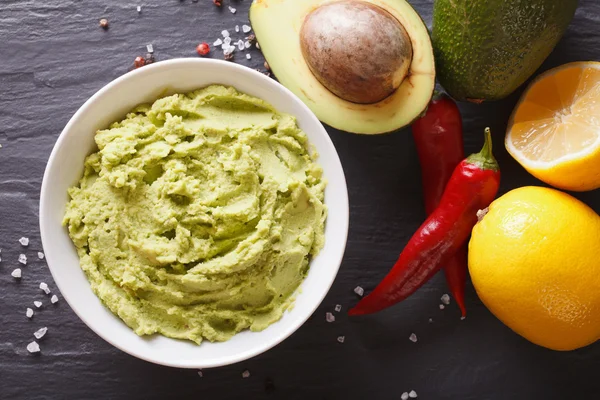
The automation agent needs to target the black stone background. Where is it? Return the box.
[1,1,600,399]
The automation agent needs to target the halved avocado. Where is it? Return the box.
[250,0,435,134]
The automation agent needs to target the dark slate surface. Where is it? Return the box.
[1,0,600,399]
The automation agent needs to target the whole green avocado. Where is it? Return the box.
[432,0,578,102]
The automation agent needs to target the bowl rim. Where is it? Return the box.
[39,58,349,368]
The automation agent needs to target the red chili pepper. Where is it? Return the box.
[411,93,467,317]
[349,128,500,316]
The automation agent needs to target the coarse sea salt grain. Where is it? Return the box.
[34,301,42,308]
[353,286,364,297]
[428,318,433,323]
[335,304,342,312]
[440,294,451,305]
[137,5,142,13]
[235,25,240,33]
[401,392,409,400]
[242,370,250,378]
[214,38,223,46]
[26,308,34,318]
[38,252,45,260]
[39,282,50,295]
[221,29,230,38]
[242,24,252,33]
[228,6,236,14]
[461,316,466,321]
[18,254,27,265]
[27,341,40,353]
[409,390,418,398]
[337,336,345,343]
[244,41,251,49]
[50,295,59,304]
[246,54,251,60]
[197,370,203,377]
[237,40,245,51]
[11,268,22,278]
[146,44,154,53]
[409,333,417,343]
[224,36,232,45]
[19,237,29,246]
[34,327,48,340]
[325,312,335,323]
[439,304,445,310]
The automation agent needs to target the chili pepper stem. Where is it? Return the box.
[466,128,499,171]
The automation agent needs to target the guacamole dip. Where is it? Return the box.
[64,85,327,344]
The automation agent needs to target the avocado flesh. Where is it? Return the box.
[432,0,578,102]
[250,0,435,135]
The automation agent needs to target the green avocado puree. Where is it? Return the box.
[64,85,327,344]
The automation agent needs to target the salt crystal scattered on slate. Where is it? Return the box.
[221,30,230,37]
[334,304,342,312]
[146,44,154,53]
[197,370,203,377]
[19,237,29,246]
[27,341,40,353]
[34,327,48,339]
[409,390,418,398]
[428,318,433,323]
[353,286,364,297]
[26,308,34,318]
[244,41,251,49]
[337,336,345,344]
[235,25,240,33]
[242,24,252,33]
[224,36,232,45]
[246,54,251,60]
[34,301,42,308]
[440,294,451,305]
[242,370,250,378]
[409,333,417,343]
[439,304,445,310]
[50,295,59,304]
[228,6,236,14]
[461,316,466,321]
[18,254,27,265]
[37,252,45,259]
[325,312,335,323]
[11,268,22,278]
[214,38,223,46]
[137,5,142,13]
[39,282,51,294]
[401,392,409,400]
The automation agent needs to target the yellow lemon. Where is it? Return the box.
[506,62,600,191]
[469,186,600,351]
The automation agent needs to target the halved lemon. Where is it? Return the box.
[506,62,600,191]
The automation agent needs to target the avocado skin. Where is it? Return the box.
[432,0,578,102]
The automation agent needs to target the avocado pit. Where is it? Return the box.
[300,0,413,104]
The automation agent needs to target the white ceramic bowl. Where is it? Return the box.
[40,58,349,369]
